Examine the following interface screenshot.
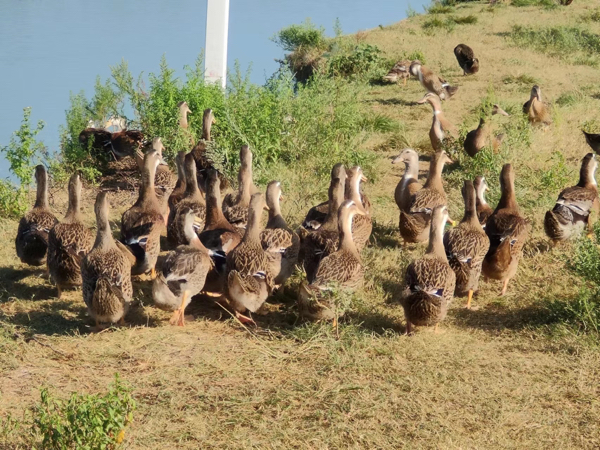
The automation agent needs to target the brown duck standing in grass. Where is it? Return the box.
[382,60,413,85]
[393,148,422,215]
[260,181,300,288]
[15,165,58,266]
[454,44,479,75]
[135,138,173,223]
[410,61,458,100]
[168,153,206,247]
[120,149,166,277]
[345,166,372,250]
[82,192,135,330]
[302,177,346,283]
[474,176,493,228]
[399,151,453,244]
[417,93,455,151]
[482,164,530,296]
[464,118,487,157]
[298,200,366,323]
[225,193,274,325]
[523,85,552,126]
[544,153,598,243]
[153,207,215,326]
[47,173,94,298]
[302,163,347,231]
[443,181,490,309]
[222,145,258,230]
[401,205,456,334]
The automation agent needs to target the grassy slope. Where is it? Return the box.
[2,1,600,448]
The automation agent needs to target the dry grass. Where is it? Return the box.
[2,1,600,448]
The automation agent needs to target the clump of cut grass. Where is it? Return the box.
[508,25,600,66]
[580,8,600,23]
[511,0,558,9]
[422,14,478,34]
[556,89,588,107]
[502,73,539,86]
[427,2,454,14]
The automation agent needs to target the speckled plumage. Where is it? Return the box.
[47,173,94,294]
[400,151,452,244]
[168,153,206,247]
[15,165,58,266]
[382,60,413,84]
[401,206,456,331]
[223,145,258,230]
[410,62,458,100]
[443,181,490,298]
[226,193,274,316]
[82,192,133,327]
[260,181,300,287]
[121,149,166,275]
[544,153,598,242]
[417,93,455,152]
[482,165,530,294]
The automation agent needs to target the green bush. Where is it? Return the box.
[32,374,136,449]
[0,107,47,218]
[328,44,385,78]
[422,14,477,34]
[271,19,328,52]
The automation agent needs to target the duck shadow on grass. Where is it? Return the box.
[0,266,56,303]
[8,300,88,337]
[369,97,416,107]
[370,221,402,249]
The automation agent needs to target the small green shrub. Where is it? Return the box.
[452,15,478,24]
[328,43,385,78]
[32,374,136,449]
[537,151,572,191]
[511,0,558,9]
[427,2,454,14]
[508,25,600,66]
[581,8,600,23]
[556,89,587,107]
[271,19,328,52]
[0,180,27,219]
[422,14,477,34]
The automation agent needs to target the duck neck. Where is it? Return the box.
[64,186,82,223]
[426,217,447,261]
[497,181,518,211]
[174,157,186,191]
[404,159,419,182]
[204,182,229,230]
[579,163,597,188]
[321,188,344,231]
[34,171,48,209]
[345,176,365,211]
[242,204,262,243]
[202,111,212,140]
[266,198,287,229]
[461,189,479,227]
[183,214,204,250]
[179,109,189,129]
[138,161,158,206]
[237,166,252,204]
[94,208,114,250]
[423,156,444,191]
[476,186,488,208]
[338,209,359,256]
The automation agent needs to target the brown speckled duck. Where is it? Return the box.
[482,164,530,296]
[345,166,372,250]
[82,192,135,330]
[443,180,490,308]
[382,60,414,85]
[302,163,347,231]
[393,149,423,215]
[544,153,598,243]
[417,93,456,151]
[474,176,493,228]
[120,149,166,277]
[464,118,487,158]
[301,177,345,282]
[153,207,215,326]
[168,153,206,247]
[454,44,479,76]
[225,193,274,325]
[400,151,453,244]
[135,138,173,222]
[298,200,366,322]
[260,181,300,288]
[410,61,458,100]
[15,165,58,266]
[222,145,258,230]
[401,205,456,334]
[523,85,552,126]
[47,173,94,298]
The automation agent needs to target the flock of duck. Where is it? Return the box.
[13,43,600,333]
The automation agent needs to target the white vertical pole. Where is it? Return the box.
[205,0,230,89]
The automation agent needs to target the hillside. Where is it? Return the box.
[2,1,600,448]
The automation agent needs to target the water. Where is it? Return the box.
[0,0,428,180]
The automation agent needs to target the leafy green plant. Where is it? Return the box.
[502,73,539,86]
[427,2,454,14]
[328,43,385,78]
[422,14,477,34]
[556,89,587,107]
[32,374,136,449]
[580,8,600,23]
[271,19,328,52]
[538,151,572,191]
